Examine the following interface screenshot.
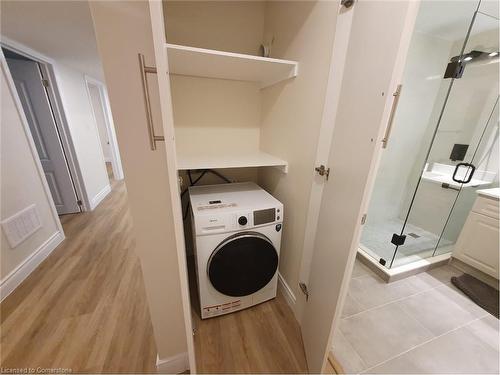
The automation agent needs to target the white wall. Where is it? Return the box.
[0,37,110,211]
[164,0,263,183]
[1,58,63,294]
[163,1,265,56]
[430,28,499,168]
[364,31,453,225]
[53,62,109,207]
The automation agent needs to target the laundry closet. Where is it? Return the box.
[155,1,340,370]
[91,0,418,372]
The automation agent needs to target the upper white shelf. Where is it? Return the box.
[165,43,299,88]
[176,150,288,173]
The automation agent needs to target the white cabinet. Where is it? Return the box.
[454,195,499,279]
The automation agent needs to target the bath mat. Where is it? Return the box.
[451,273,499,319]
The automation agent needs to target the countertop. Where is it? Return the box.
[477,188,500,200]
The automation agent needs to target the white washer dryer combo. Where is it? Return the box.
[189,182,283,319]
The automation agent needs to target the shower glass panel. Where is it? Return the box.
[435,99,499,257]
[360,0,497,268]
[392,3,499,267]
[434,6,499,258]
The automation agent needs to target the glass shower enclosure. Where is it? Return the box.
[360,0,499,269]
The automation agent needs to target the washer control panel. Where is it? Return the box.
[194,206,283,235]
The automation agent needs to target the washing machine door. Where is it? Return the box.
[207,231,278,297]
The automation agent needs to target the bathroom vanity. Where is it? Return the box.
[453,188,499,279]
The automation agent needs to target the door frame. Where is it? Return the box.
[84,75,124,181]
[0,53,65,237]
[1,36,90,212]
[149,2,197,372]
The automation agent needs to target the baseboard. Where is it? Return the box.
[156,352,189,374]
[90,184,111,210]
[278,272,296,307]
[0,231,64,301]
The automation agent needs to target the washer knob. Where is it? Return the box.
[238,216,248,226]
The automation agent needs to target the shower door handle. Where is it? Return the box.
[382,84,402,149]
[452,163,476,184]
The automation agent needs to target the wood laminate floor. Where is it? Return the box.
[0,178,158,373]
[2,175,309,374]
[193,292,308,373]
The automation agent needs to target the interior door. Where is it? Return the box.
[299,1,419,372]
[6,57,80,215]
[88,83,112,163]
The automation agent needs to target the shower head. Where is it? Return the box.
[444,50,499,79]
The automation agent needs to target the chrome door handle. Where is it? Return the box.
[138,53,164,150]
[382,84,402,149]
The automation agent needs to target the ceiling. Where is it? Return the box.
[1,0,497,79]
[416,0,499,42]
[1,1,104,81]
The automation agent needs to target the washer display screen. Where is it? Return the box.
[253,208,275,225]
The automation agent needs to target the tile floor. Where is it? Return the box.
[332,259,499,374]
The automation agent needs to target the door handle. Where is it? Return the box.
[441,183,460,191]
[138,53,164,150]
[381,84,402,149]
[452,162,476,184]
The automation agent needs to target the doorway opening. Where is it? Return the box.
[85,77,123,184]
[3,47,82,215]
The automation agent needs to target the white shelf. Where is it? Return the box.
[166,43,298,88]
[176,150,288,173]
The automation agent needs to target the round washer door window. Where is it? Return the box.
[207,232,278,297]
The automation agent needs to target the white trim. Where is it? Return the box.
[90,184,112,210]
[156,352,189,374]
[1,36,90,211]
[0,231,64,301]
[278,272,296,307]
[357,247,451,282]
[84,75,124,181]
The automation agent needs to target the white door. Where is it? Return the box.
[88,84,112,163]
[7,58,80,215]
[299,1,419,372]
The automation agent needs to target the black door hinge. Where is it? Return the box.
[341,0,355,9]
[391,233,406,246]
[299,282,309,301]
[315,165,330,180]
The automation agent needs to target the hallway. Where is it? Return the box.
[0,179,157,372]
